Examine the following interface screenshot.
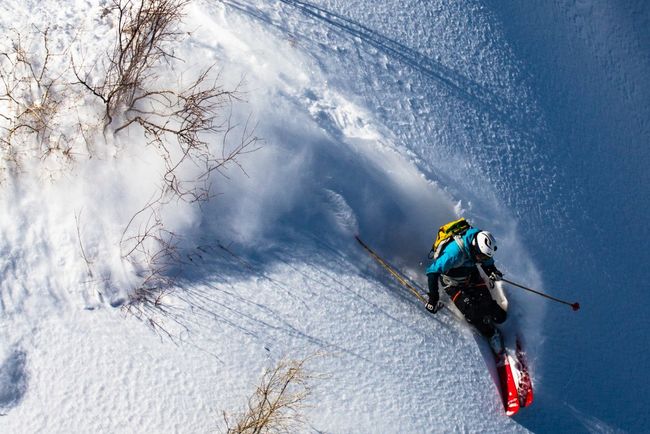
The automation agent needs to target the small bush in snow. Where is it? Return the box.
[73,0,189,128]
[73,0,259,203]
[222,357,317,434]
[0,27,73,180]
[1,0,260,319]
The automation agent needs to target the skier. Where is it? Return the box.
[424,228,507,354]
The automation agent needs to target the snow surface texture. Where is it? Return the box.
[1,0,647,433]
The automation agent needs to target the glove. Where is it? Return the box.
[425,300,444,314]
[483,265,503,282]
[489,270,503,282]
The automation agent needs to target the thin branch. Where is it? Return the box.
[74,209,94,278]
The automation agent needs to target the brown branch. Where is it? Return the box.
[74,209,94,278]
[223,356,320,434]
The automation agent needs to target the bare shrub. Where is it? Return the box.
[71,0,262,203]
[222,357,318,434]
[76,0,259,230]
[72,0,260,313]
[2,1,260,319]
[118,192,182,331]
[0,27,71,177]
[73,0,189,127]
[117,66,259,203]
[75,209,95,278]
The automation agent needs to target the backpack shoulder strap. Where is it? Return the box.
[454,234,467,257]
[433,234,466,260]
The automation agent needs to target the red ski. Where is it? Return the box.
[495,351,520,416]
[514,337,534,407]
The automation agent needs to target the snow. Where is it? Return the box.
[1,0,648,432]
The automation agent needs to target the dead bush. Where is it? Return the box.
[73,0,189,127]
[0,27,71,177]
[74,0,259,228]
[72,0,260,314]
[117,66,259,203]
[2,1,260,321]
[222,357,318,434]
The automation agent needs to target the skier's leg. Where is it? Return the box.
[450,289,495,337]
[483,295,507,325]
[454,288,510,353]
[486,324,505,354]
[460,272,503,335]
[476,292,508,354]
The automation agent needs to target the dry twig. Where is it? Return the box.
[223,357,318,434]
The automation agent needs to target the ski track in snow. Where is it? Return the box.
[0,0,609,432]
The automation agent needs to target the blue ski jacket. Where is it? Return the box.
[425,228,494,275]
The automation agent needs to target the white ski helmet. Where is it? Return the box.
[473,231,497,259]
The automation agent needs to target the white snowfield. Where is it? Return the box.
[3,0,623,432]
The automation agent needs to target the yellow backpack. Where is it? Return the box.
[428,217,472,259]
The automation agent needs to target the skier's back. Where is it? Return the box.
[425,226,507,354]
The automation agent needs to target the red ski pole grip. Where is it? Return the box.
[571,302,580,311]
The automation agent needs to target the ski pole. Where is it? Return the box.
[500,277,580,311]
[355,235,428,304]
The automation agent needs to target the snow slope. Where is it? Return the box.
[491,1,650,432]
[1,0,646,432]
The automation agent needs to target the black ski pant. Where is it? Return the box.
[445,282,507,338]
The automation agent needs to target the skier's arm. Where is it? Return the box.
[481,262,503,280]
[425,246,463,314]
[425,272,443,314]
[427,273,440,304]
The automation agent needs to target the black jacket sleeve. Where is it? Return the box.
[427,272,440,304]
[481,263,502,278]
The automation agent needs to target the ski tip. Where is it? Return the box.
[505,396,520,417]
[496,354,521,417]
[506,408,520,417]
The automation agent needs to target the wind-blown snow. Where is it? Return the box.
[2,0,646,432]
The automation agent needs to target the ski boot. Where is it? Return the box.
[488,329,505,355]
